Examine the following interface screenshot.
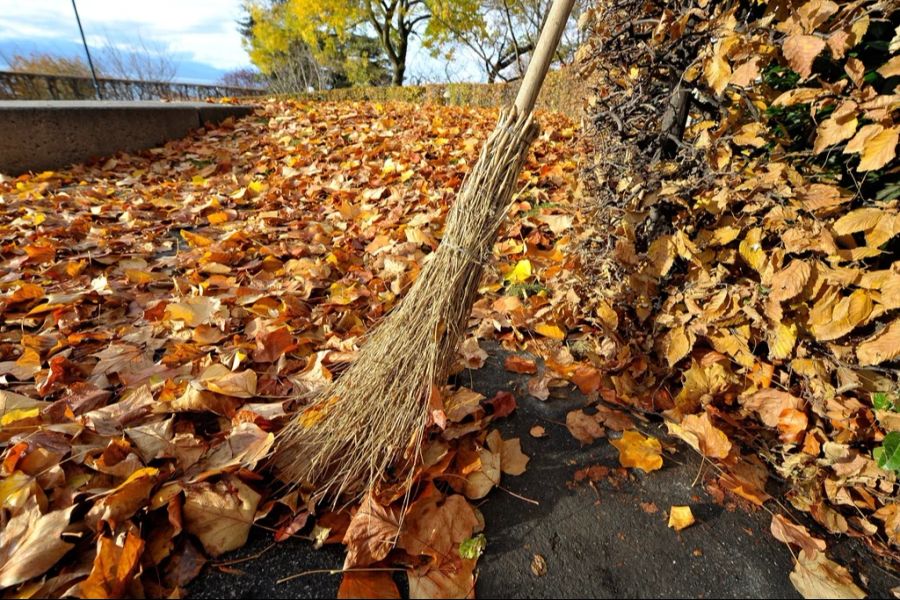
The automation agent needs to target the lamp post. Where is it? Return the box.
[71,0,102,99]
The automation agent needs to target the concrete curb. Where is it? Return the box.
[0,101,255,175]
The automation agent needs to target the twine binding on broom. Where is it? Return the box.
[275,107,540,501]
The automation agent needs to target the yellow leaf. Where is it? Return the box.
[813,103,858,153]
[843,123,882,155]
[610,430,663,472]
[739,228,766,272]
[180,229,214,248]
[328,282,363,305]
[733,122,766,147]
[668,506,695,531]
[662,327,692,367]
[832,208,884,235]
[505,259,532,284]
[770,322,798,360]
[247,180,265,195]
[704,40,732,96]
[0,407,40,426]
[856,319,900,366]
[207,211,231,225]
[857,125,898,172]
[534,323,565,340]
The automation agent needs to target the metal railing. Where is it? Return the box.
[0,71,267,101]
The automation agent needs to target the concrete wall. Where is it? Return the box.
[0,101,254,175]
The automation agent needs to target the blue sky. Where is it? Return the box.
[0,0,482,84]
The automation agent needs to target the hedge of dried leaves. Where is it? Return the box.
[0,100,589,598]
[576,0,898,594]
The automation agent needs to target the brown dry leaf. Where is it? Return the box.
[878,55,900,78]
[566,409,605,445]
[789,550,865,599]
[610,430,663,472]
[0,498,74,588]
[530,553,548,577]
[458,337,488,370]
[399,487,480,561]
[77,526,144,598]
[530,425,547,438]
[464,448,501,499]
[338,571,401,599]
[665,412,732,459]
[783,34,826,78]
[407,558,476,599]
[198,363,258,398]
[499,437,529,475]
[183,476,261,557]
[743,389,804,428]
[770,514,826,556]
[668,506,695,531]
[87,467,159,528]
[342,493,401,568]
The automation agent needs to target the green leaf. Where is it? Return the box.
[459,533,487,560]
[875,431,900,473]
[873,392,899,412]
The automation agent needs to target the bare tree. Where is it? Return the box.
[96,33,178,82]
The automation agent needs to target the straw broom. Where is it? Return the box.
[275,0,578,500]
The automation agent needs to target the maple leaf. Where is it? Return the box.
[343,492,402,568]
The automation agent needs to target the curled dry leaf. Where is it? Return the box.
[665,412,732,459]
[566,409,605,445]
[668,506,695,531]
[770,514,826,556]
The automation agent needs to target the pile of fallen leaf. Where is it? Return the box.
[0,99,595,597]
[575,0,899,594]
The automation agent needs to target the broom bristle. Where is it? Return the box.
[274,108,540,501]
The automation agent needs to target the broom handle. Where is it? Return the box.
[514,0,577,115]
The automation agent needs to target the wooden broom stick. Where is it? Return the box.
[515,0,577,115]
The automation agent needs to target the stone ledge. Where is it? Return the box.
[0,101,255,175]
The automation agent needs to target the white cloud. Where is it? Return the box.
[0,0,252,72]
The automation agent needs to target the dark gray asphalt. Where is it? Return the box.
[189,345,899,598]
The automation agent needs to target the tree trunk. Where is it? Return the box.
[392,63,405,86]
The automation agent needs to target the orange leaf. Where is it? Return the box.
[78,527,144,598]
[610,431,663,472]
[338,571,401,599]
[504,355,537,374]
